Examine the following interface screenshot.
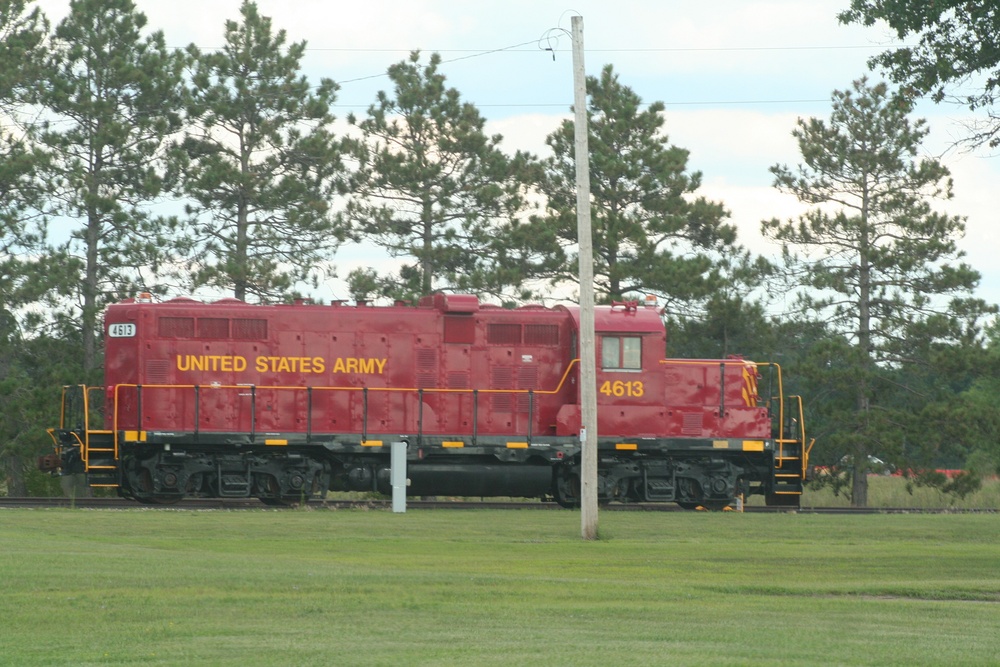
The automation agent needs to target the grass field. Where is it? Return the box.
[3,508,999,666]
[731,474,1000,510]
[800,475,1000,510]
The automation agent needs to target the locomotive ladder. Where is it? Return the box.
[769,394,814,503]
[81,431,120,489]
[48,385,121,490]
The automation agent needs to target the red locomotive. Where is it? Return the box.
[42,293,811,508]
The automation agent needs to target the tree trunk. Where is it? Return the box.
[83,204,101,372]
[851,462,868,508]
[421,194,434,295]
[852,390,871,508]
[854,199,871,509]
[3,455,28,496]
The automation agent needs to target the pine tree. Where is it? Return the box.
[0,0,49,311]
[840,1,1000,148]
[666,249,778,359]
[346,51,557,304]
[763,78,994,506]
[541,64,735,308]
[35,0,186,372]
[178,0,346,303]
[0,0,45,116]
[0,1,74,497]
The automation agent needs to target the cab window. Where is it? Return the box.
[601,335,641,370]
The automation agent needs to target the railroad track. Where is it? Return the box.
[0,497,995,513]
[0,497,607,511]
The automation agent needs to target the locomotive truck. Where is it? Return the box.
[40,293,812,509]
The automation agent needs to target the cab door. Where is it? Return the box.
[595,333,657,436]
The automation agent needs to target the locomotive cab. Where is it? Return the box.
[546,300,807,509]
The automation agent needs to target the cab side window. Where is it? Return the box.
[601,336,641,370]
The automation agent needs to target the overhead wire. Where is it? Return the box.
[4,37,920,129]
[334,38,541,86]
[321,37,914,109]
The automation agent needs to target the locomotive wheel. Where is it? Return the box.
[554,469,614,508]
[555,493,613,508]
[554,470,581,508]
[127,465,183,504]
[555,493,579,509]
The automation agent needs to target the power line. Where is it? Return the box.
[4,33,915,130]
[300,43,907,54]
[182,39,912,90]
[335,39,539,86]
[328,98,844,111]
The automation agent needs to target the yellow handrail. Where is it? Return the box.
[108,358,584,448]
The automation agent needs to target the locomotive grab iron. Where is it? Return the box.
[41,293,812,509]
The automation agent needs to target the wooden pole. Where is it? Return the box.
[572,15,599,540]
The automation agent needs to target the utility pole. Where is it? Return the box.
[572,15,599,540]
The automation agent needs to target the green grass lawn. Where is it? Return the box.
[798,475,1000,510]
[2,508,999,666]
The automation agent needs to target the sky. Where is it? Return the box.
[34,0,1000,308]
